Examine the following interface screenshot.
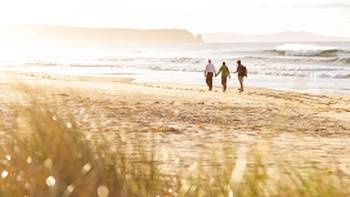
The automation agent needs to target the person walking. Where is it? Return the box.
[234,60,247,93]
[204,59,216,91]
[215,61,231,92]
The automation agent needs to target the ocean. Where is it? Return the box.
[1,42,350,94]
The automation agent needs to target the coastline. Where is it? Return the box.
[2,65,349,95]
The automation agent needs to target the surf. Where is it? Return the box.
[270,44,349,57]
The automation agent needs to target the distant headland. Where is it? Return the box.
[0,25,203,45]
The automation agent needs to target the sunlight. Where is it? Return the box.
[0,0,349,36]
[0,0,349,196]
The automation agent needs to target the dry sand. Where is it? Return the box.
[1,71,350,177]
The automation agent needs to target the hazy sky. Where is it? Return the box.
[1,0,349,36]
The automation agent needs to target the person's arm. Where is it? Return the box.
[227,67,231,78]
[233,66,238,73]
[215,66,222,77]
[204,65,207,77]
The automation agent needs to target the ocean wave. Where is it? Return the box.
[242,56,350,65]
[262,71,350,79]
[269,49,348,57]
[166,57,203,64]
[26,61,349,80]
[339,58,350,64]
[269,44,350,57]
[318,73,350,79]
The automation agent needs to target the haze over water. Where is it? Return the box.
[1,41,350,94]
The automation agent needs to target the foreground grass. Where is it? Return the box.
[0,88,349,196]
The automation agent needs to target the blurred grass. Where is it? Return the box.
[0,86,349,197]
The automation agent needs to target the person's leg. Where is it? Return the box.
[209,73,213,90]
[206,74,210,89]
[207,73,213,90]
[222,76,227,92]
[238,76,244,92]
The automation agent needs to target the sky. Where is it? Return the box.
[0,0,349,37]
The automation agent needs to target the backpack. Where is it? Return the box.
[242,66,247,77]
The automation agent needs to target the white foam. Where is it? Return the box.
[274,44,338,56]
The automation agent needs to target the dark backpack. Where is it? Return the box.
[242,66,247,77]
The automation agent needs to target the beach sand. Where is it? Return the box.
[1,71,350,177]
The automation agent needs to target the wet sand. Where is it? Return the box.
[1,71,350,177]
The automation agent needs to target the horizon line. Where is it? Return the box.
[1,24,350,38]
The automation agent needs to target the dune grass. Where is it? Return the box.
[0,87,349,197]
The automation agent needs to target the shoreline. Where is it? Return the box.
[2,70,350,101]
[2,66,350,95]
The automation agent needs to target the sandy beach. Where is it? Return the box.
[1,71,350,179]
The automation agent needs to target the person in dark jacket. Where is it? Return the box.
[215,61,231,92]
[233,60,247,93]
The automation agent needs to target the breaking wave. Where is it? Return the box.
[269,44,350,57]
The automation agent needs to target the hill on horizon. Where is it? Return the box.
[0,25,203,46]
[203,31,350,43]
[2,26,348,45]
